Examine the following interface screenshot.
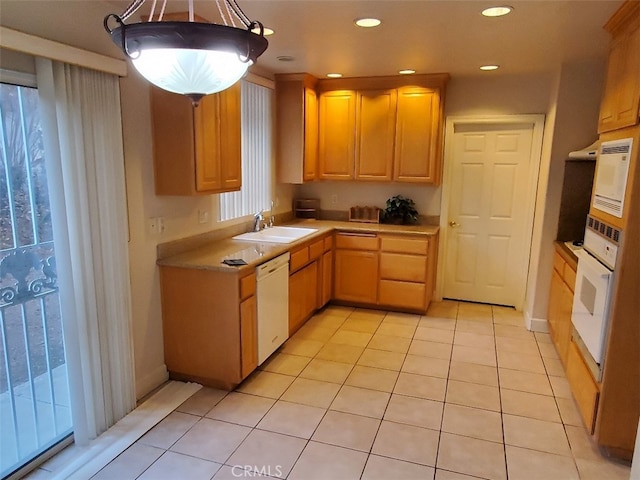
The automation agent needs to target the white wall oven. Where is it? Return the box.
[571,215,620,381]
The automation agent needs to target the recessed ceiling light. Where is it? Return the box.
[481,6,513,17]
[355,18,381,28]
[252,26,275,36]
[277,55,295,62]
[399,69,416,75]
[327,73,343,78]
[480,65,500,71]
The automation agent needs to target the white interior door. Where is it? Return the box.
[442,119,542,308]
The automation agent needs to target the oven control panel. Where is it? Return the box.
[584,216,620,270]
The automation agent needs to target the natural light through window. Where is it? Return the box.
[219,81,273,222]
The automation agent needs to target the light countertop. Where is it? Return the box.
[157,219,439,274]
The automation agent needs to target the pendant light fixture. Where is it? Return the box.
[104,0,268,104]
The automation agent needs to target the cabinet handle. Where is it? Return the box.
[337,232,377,238]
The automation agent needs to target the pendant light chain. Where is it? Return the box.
[216,0,231,26]
[121,0,146,21]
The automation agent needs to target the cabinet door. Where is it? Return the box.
[355,89,396,181]
[318,90,356,180]
[319,249,333,308]
[150,87,198,195]
[289,261,318,334]
[194,93,223,191]
[394,87,441,184]
[548,268,573,366]
[219,83,242,191]
[195,84,242,193]
[334,249,378,303]
[566,341,600,433]
[303,87,319,181]
[599,18,640,133]
[240,295,257,379]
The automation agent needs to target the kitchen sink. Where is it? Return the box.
[233,226,318,244]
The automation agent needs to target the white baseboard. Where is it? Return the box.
[135,364,169,401]
[525,310,549,333]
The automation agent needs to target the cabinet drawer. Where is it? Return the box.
[290,247,310,272]
[553,251,565,275]
[309,238,324,260]
[324,235,333,251]
[563,263,577,292]
[566,341,600,433]
[240,273,256,300]
[381,236,428,255]
[380,253,427,282]
[335,232,379,250]
[379,280,426,310]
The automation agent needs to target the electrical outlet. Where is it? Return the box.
[147,217,158,235]
[331,194,338,205]
[198,210,209,224]
[147,216,165,235]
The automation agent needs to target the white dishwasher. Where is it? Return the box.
[256,252,290,365]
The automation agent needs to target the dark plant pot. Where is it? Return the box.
[384,217,405,225]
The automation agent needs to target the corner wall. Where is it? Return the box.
[524,60,605,329]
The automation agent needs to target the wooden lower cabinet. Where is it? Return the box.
[333,231,437,312]
[289,261,318,335]
[377,234,434,312]
[547,269,574,366]
[240,296,257,378]
[160,266,256,390]
[547,248,576,367]
[319,248,333,308]
[334,232,379,304]
[566,340,600,433]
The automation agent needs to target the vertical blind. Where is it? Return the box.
[219,81,273,221]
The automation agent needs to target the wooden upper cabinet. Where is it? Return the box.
[276,74,319,184]
[151,83,242,195]
[318,90,357,180]
[394,86,442,184]
[598,1,640,133]
[355,89,397,181]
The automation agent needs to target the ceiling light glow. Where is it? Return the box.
[480,65,500,71]
[327,73,343,78]
[481,6,513,17]
[355,18,381,28]
[399,69,416,75]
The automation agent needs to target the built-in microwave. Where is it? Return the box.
[592,138,633,218]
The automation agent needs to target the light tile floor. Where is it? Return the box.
[93,301,631,480]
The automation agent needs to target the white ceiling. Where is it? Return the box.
[0,0,623,79]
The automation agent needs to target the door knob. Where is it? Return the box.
[449,221,461,228]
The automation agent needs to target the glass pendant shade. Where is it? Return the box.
[131,48,252,97]
[104,12,268,103]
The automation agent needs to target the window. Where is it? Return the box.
[219,81,273,222]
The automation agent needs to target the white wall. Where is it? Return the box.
[525,60,605,328]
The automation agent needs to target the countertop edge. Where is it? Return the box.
[157,220,440,273]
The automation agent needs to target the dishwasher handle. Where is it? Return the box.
[336,231,377,238]
[256,252,290,278]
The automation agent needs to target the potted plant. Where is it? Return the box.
[382,195,419,225]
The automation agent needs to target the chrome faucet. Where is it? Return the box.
[253,210,264,232]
